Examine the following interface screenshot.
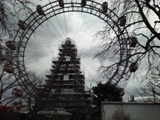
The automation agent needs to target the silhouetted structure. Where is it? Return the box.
[35,38,91,120]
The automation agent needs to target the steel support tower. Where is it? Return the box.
[35,38,91,120]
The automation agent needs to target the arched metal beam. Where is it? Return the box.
[11,0,131,95]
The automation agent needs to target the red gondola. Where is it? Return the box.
[6,41,16,50]
[58,0,64,8]
[12,88,23,97]
[3,65,14,73]
[0,105,14,112]
[18,20,27,30]
[81,0,86,7]
[119,88,124,96]
[130,37,138,47]
[13,102,18,106]
[13,102,22,110]
[15,105,22,110]
[102,2,108,13]
[119,15,126,26]
[36,5,44,15]
[129,63,138,72]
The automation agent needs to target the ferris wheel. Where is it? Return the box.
[2,0,138,97]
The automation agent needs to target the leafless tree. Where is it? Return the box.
[0,67,43,109]
[0,70,18,105]
[0,0,35,38]
[22,72,44,110]
[137,66,160,103]
[96,0,160,83]
[0,42,18,105]
[0,0,38,106]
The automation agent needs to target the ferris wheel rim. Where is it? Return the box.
[10,0,131,94]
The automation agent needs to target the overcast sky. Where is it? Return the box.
[25,9,106,85]
[9,0,155,101]
[18,0,143,101]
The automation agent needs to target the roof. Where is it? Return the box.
[37,108,72,116]
[101,101,160,105]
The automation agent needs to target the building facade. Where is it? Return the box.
[101,102,160,120]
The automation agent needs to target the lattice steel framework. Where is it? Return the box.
[35,39,91,120]
[9,0,133,96]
